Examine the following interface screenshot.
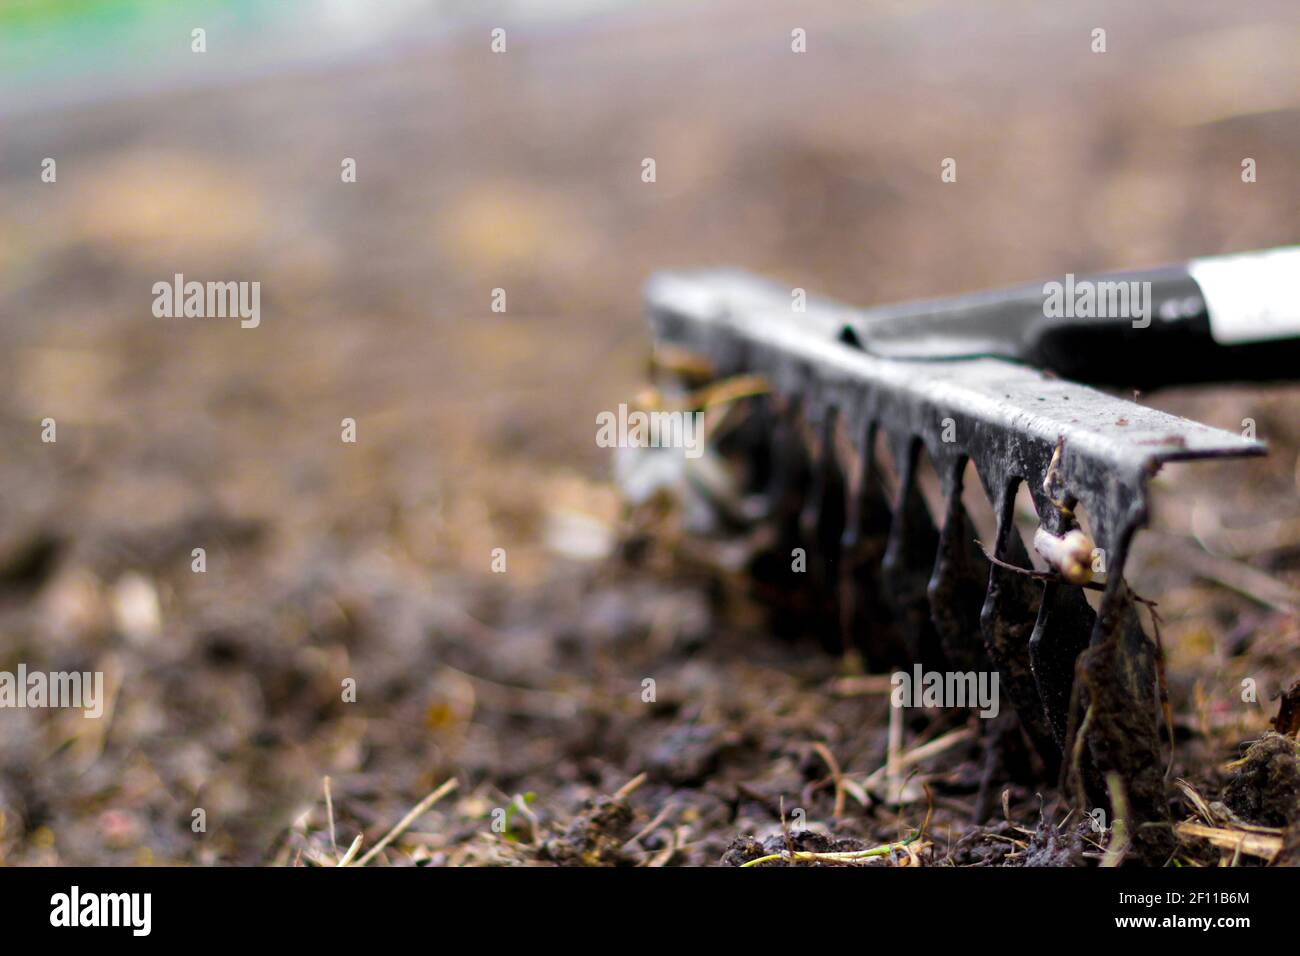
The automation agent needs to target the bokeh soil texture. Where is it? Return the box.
[1,0,1298,865]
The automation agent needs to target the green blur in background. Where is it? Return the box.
[0,0,642,115]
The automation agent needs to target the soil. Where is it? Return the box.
[1,0,1298,866]
[1221,734,1300,829]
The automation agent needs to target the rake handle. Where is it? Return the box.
[849,246,1300,389]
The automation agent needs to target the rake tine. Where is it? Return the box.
[766,396,811,522]
[840,423,905,669]
[1077,561,1176,863]
[1028,580,1096,757]
[927,457,996,676]
[881,434,946,670]
[928,456,1018,821]
[798,408,849,653]
[1025,475,1097,759]
[751,397,813,637]
[978,477,1059,774]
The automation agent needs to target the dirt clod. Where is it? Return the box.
[539,796,637,867]
[1221,733,1300,829]
[1017,815,1086,867]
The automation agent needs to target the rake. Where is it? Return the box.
[642,248,1300,864]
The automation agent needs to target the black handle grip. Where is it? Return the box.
[851,246,1300,389]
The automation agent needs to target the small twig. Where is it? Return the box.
[916,783,935,845]
[647,827,682,867]
[1148,531,1300,615]
[828,675,896,697]
[1067,701,1095,811]
[614,772,648,801]
[780,796,795,859]
[625,802,677,850]
[335,834,363,867]
[353,778,459,867]
[885,701,904,802]
[1176,821,1282,862]
[437,664,579,720]
[323,776,338,857]
[740,832,922,868]
[685,374,771,411]
[977,543,1056,581]
[977,541,1160,609]
[983,832,1030,849]
[1173,778,1218,827]
[812,742,846,821]
[888,725,978,772]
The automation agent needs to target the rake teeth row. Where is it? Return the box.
[645,270,1265,863]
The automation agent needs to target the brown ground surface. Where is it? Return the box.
[1,0,1298,865]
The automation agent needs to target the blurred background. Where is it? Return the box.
[1,0,1297,865]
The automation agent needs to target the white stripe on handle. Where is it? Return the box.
[1189,246,1300,345]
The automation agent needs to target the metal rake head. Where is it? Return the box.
[644,270,1264,863]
